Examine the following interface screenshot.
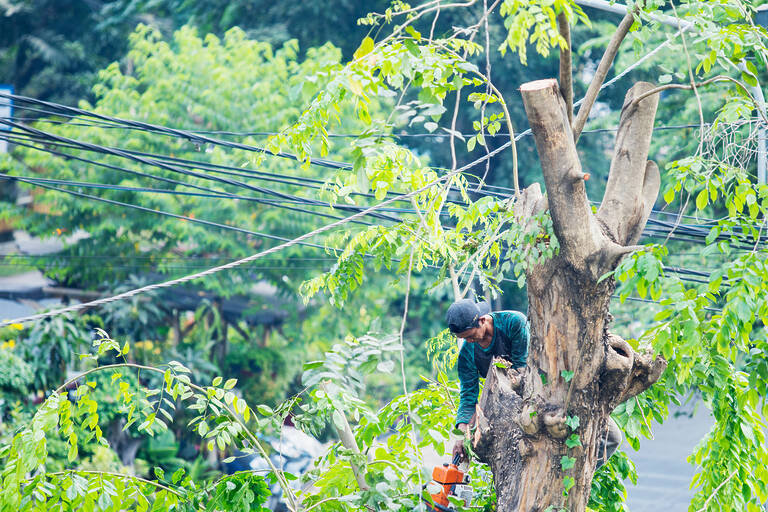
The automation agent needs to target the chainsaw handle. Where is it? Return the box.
[452,453,461,466]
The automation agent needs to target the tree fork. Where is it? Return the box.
[471,79,665,511]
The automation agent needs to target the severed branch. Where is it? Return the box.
[597,82,660,246]
[572,6,637,141]
[617,351,667,404]
[520,79,604,273]
[557,13,573,124]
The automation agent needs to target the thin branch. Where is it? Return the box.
[304,496,345,512]
[557,13,573,124]
[694,470,737,512]
[449,264,462,299]
[398,244,425,511]
[635,396,654,440]
[375,0,478,49]
[476,0,493,190]
[429,0,441,41]
[572,6,637,141]
[436,40,519,196]
[670,0,705,157]
[632,76,768,125]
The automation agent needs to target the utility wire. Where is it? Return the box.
[5,107,704,139]
[0,131,402,223]
[4,176,335,251]
[0,133,512,328]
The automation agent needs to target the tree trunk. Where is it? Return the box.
[472,79,667,511]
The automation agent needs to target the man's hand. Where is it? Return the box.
[452,423,469,463]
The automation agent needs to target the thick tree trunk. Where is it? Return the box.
[472,79,667,511]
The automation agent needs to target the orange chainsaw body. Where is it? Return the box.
[428,463,467,509]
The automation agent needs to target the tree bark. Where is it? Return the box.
[473,79,665,511]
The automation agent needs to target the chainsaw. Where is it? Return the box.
[423,454,473,511]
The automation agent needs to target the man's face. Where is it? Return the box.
[456,323,484,343]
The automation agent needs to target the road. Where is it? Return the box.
[625,404,713,511]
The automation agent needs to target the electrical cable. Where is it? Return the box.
[5,108,704,139]
[0,131,403,223]
[5,129,762,253]
[0,131,513,328]
[0,93,354,170]
[3,175,338,250]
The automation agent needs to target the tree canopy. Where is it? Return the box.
[1,0,768,511]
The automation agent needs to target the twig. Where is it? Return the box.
[632,76,768,125]
[304,496,345,512]
[475,0,493,190]
[635,396,654,440]
[429,0,442,41]
[557,12,573,124]
[694,470,737,512]
[670,0,705,157]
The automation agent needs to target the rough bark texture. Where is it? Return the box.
[473,79,666,512]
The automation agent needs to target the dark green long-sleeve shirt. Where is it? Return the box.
[456,311,529,426]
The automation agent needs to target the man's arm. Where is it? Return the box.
[456,345,479,426]
[454,346,479,462]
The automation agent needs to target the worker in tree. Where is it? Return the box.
[446,298,621,467]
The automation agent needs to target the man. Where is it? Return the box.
[446,298,620,467]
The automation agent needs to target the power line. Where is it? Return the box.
[0,131,403,223]
[5,129,763,254]
[0,121,399,222]
[5,108,704,139]
[0,132,512,328]
[4,175,336,251]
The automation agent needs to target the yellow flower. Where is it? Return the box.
[11,323,23,331]
[7,339,15,348]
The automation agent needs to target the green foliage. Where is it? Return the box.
[6,24,375,293]
[0,331,277,510]
[16,314,92,392]
[498,0,590,64]
[0,349,33,396]
[587,449,637,512]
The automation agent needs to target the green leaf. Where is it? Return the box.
[565,415,580,431]
[405,26,422,41]
[560,370,574,382]
[695,189,708,210]
[560,455,576,470]
[663,187,675,204]
[742,70,758,87]
[154,467,165,481]
[565,434,582,448]
[563,476,575,494]
[403,39,420,57]
[223,378,237,390]
[212,376,222,387]
[467,135,477,152]
[353,37,375,60]
[332,410,346,431]
[171,468,185,484]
